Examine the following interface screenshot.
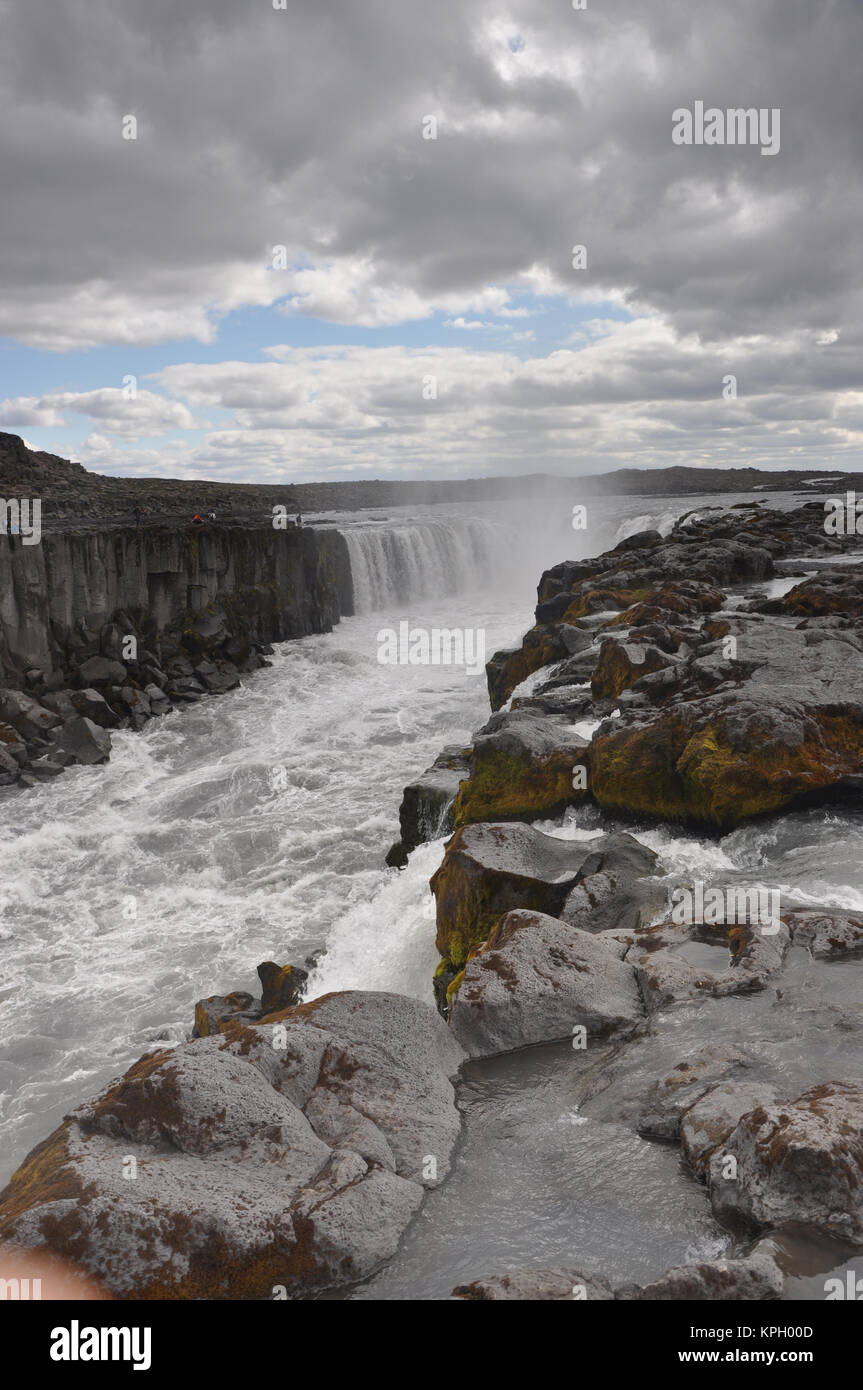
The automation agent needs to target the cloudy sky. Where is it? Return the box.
[1,0,861,482]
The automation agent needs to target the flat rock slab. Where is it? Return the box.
[0,991,465,1300]
[628,920,789,1013]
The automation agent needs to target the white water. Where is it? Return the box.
[2,488,856,1197]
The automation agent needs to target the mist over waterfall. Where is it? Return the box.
[340,513,517,612]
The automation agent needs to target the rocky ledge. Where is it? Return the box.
[0,992,464,1299]
[0,520,352,788]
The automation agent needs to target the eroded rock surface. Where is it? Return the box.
[0,992,465,1299]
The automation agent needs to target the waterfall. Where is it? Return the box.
[341,516,516,612]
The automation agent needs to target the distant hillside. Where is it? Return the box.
[1,432,860,526]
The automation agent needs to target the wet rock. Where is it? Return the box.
[144,682,172,714]
[486,625,590,712]
[591,637,679,700]
[0,720,28,765]
[0,991,465,1299]
[430,822,656,974]
[25,757,67,782]
[194,660,241,695]
[70,687,123,729]
[387,745,469,866]
[561,867,667,937]
[0,744,21,784]
[785,908,863,959]
[629,920,789,1014]
[452,708,589,827]
[50,715,112,766]
[680,1081,779,1179]
[165,675,205,702]
[635,1045,758,1141]
[589,622,863,828]
[451,1268,615,1300]
[633,1254,783,1301]
[193,992,259,1038]
[448,909,644,1059]
[258,960,309,1014]
[711,1081,863,1241]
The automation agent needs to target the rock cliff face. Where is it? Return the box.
[0,522,353,684]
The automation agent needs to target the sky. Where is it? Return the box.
[0,0,861,483]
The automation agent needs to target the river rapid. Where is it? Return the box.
[3,488,863,1296]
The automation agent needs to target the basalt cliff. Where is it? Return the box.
[0,435,352,786]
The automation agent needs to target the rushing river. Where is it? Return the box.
[2,486,862,1268]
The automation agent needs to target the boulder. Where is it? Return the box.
[591,637,678,701]
[193,992,259,1038]
[0,744,21,784]
[448,909,644,1058]
[635,1045,759,1142]
[0,991,465,1299]
[51,715,112,766]
[486,625,590,712]
[258,960,309,1014]
[430,822,657,976]
[628,920,789,1013]
[785,909,863,959]
[589,623,863,828]
[452,708,589,827]
[77,656,127,687]
[387,746,470,865]
[680,1081,779,1179]
[0,689,61,740]
[70,687,123,729]
[0,720,28,765]
[710,1082,863,1242]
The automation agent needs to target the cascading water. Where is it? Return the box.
[340,513,518,611]
[5,488,862,1301]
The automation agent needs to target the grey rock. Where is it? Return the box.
[710,1081,863,1241]
[785,909,863,959]
[51,715,112,766]
[70,687,122,728]
[633,1254,783,1301]
[449,909,643,1059]
[0,689,61,740]
[629,919,789,1013]
[635,1045,757,1141]
[0,991,465,1299]
[680,1081,779,1179]
[77,655,127,687]
[451,1268,615,1300]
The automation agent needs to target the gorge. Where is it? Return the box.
[2,440,863,1302]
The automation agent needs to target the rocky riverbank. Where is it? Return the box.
[3,495,863,1300]
[0,517,352,789]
